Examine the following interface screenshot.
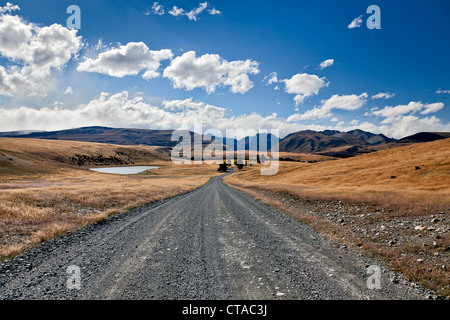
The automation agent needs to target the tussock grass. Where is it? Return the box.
[226,139,450,215]
[0,166,219,260]
[225,139,450,297]
[0,138,221,261]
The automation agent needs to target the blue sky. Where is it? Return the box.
[0,0,449,138]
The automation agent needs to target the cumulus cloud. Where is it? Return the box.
[372,101,444,117]
[151,2,220,21]
[263,72,279,85]
[372,92,395,99]
[359,101,449,138]
[322,92,368,111]
[151,2,165,16]
[0,2,20,13]
[168,6,186,17]
[319,59,334,70]
[378,115,448,138]
[2,91,447,140]
[208,8,222,15]
[287,93,368,121]
[287,107,331,122]
[163,51,259,94]
[282,73,328,106]
[77,42,173,79]
[436,89,450,94]
[0,13,82,97]
[0,91,329,137]
[186,2,208,21]
[348,15,363,29]
[303,113,449,140]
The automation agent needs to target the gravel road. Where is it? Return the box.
[0,172,424,300]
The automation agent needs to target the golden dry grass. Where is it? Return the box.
[225,139,450,297]
[0,138,221,260]
[226,139,450,214]
[0,137,168,177]
[278,152,336,162]
[0,137,167,160]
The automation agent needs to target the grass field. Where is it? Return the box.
[225,139,450,297]
[1,136,449,296]
[227,138,450,215]
[0,138,221,260]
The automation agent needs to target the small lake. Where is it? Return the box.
[88,166,159,175]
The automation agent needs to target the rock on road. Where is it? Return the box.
[0,173,423,300]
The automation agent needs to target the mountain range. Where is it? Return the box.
[1,126,449,158]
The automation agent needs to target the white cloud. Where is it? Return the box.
[372,101,444,117]
[0,91,330,138]
[319,59,334,70]
[168,6,186,17]
[208,8,222,15]
[0,2,20,13]
[359,101,449,138]
[77,42,173,79]
[187,2,208,21]
[282,73,328,106]
[263,72,278,85]
[2,92,447,140]
[436,89,450,94]
[420,103,445,115]
[372,92,395,99]
[163,51,259,94]
[0,17,81,73]
[64,86,73,95]
[165,2,218,21]
[91,39,108,51]
[379,115,448,138]
[151,2,165,15]
[287,107,332,122]
[287,93,368,121]
[0,13,82,97]
[348,15,363,29]
[312,115,450,140]
[321,92,368,111]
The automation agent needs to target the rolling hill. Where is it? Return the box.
[0,137,169,175]
[276,130,388,156]
[1,127,448,158]
[276,130,449,157]
[1,126,179,147]
[395,132,450,144]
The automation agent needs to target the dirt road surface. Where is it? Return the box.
[0,173,424,300]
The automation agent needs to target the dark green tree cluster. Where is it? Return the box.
[217,162,231,172]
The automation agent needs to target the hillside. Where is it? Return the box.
[276,129,448,157]
[0,138,221,262]
[395,132,450,144]
[224,138,450,298]
[1,127,448,159]
[346,129,394,145]
[277,130,372,155]
[0,138,169,175]
[1,126,179,147]
[230,138,450,192]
